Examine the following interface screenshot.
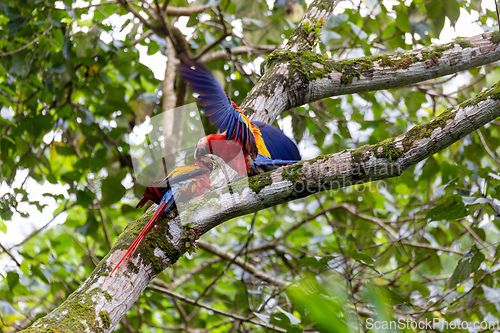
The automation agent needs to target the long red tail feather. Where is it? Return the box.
[107,200,169,279]
[136,185,164,208]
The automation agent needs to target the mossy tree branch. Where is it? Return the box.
[243,32,500,123]
[284,0,340,52]
[21,74,500,333]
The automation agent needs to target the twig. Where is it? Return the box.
[194,7,231,60]
[165,5,211,16]
[50,0,117,10]
[199,45,277,63]
[97,208,112,249]
[152,257,221,290]
[117,0,159,33]
[460,221,495,256]
[147,284,288,332]
[9,202,77,250]
[0,28,50,57]
[476,129,500,164]
[197,240,289,288]
[0,242,21,267]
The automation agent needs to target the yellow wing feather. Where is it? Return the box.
[251,124,271,158]
[167,166,203,179]
[235,105,271,158]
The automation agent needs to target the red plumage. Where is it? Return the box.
[179,55,301,176]
[107,160,213,278]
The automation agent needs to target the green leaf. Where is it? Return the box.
[350,250,374,265]
[100,172,127,206]
[6,271,19,290]
[61,170,82,183]
[5,17,26,38]
[443,0,461,26]
[76,211,100,236]
[76,190,95,207]
[286,278,354,333]
[448,246,485,287]
[0,220,6,233]
[425,2,444,19]
[394,5,410,32]
[31,266,50,284]
[146,41,160,55]
[53,28,64,47]
[0,5,21,19]
[426,195,469,220]
[63,39,71,61]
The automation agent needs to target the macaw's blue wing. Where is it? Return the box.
[251,153,300,173]
[178,56,257,156]
[253,121,301,161]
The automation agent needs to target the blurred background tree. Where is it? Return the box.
[1,0,500,332]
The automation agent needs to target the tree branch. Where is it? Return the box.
[146,285,288,332]
[117,0,189,54]
[199,45,277,63]
[284,0,340,52]
[165,5,211,16]
[197,240,289,287]
[243,32,500,123]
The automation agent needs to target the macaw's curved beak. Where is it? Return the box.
[194,146,208,160]
[194,137,209,161]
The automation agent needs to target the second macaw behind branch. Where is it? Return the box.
[178,55,301,176]
[107,156,213,278]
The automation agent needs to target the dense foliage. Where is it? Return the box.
[1,0,499,332]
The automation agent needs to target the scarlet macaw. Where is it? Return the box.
[107,156,213,278]
[178,56,301,176]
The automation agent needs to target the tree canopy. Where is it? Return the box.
[1,0,500,332]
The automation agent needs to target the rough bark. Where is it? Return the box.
[244,32,500,123]
[285,0,340,52]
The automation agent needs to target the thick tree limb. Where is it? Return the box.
[284,0,340,52]
[21,74,500,332]
[244,32,500,123]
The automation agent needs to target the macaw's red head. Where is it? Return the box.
[194,134,250,176]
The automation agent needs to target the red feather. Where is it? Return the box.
[107,199,169,278]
